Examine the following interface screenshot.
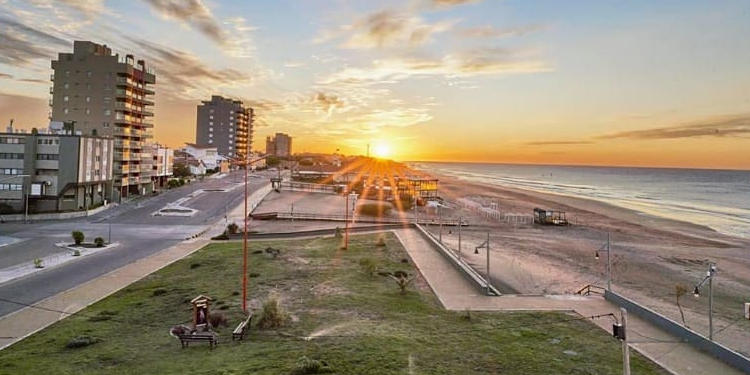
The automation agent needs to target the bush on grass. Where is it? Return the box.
[358,257,378,278]
[72,250,80,257]
[211,232,229,240]
[94,237,105,247]
[65,336,100,349]
[291,356,333,374]
[226,222,239,235]
[33,258,43,268]
[256,293,288,329]
[71,230,84,245]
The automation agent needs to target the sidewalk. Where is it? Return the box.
[392,228,743,375]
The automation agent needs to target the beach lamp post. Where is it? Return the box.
[438,204,443,242]
[458,216,463,261]
[474,233,492,295]
[343,190,357,249]
[594,232,612,291]
[693,262,717,340]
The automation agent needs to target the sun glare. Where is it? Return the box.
[372,142,391,158]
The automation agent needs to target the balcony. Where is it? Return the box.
[50,74,54,81]
[49,87,53,94]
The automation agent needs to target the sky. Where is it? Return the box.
[0,0,749,169]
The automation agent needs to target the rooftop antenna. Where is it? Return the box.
[367,143,370,158]
[8,119,14,133]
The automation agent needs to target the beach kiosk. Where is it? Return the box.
[191,295,212,331]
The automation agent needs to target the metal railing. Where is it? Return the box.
[576,284,606,296]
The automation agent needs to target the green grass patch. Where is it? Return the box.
[0,234,668,374]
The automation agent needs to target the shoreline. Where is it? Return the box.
[414,167,747,247]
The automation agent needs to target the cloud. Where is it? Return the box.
[16,78,49,84]
[316,10,455,49]
[0,16,70,66]
[430,0,481,7]
[322,48,550,84]
[310,92,347,116]
[0,73,12,79]
[598,115,750,140]
[57,0,105,17]
[525,140,593,146]
[142,0,227,45]
[124,37,254,99]
[459,24,545,38]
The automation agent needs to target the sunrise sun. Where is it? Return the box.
[372,141,392,159]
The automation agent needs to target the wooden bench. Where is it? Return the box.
[178,332,218,350]
[232,312,254,341]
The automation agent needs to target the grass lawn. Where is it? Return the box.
[0,233,667,374]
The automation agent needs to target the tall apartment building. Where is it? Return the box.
[0,124,113,214]
[265,133,292,157]
[195,95,253,160]
[50,41,156,200]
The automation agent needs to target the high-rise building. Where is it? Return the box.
[195,95,253,160]
[265,132,292,157]
[50,41,155,199]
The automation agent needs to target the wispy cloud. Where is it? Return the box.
[142,0,226,45]
[315,10,455,49]
[525,140,593,146]
[322,48,550,85]
[459,24,545,39]
[430,0,482,8]
[0,16,69,66]
[598,114,750,140]
[0,73,12,79]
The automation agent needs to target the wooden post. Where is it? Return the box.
[621,308,630,375]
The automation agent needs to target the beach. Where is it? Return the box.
[414,168,750,356]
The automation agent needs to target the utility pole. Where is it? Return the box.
[607,232,612,291]
[344,190,349,249]
[458,216,462,261]
[486,232,491,296]
[438,204,443,242]
[242,154,248,313]
[621,308,631,375]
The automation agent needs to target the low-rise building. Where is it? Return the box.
[0,124,113,214]
[144,142,173,189]
[183,143,223,170]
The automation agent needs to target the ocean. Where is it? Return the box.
[411,162,750,239]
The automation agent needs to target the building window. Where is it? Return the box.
[0,184,23,191]
[36,153,59,160]
[104,109,111,116]
[208,139,213,144]
[209,109,214,113]
[63,95,69,102]
[86,83,91,90]
[86,96,91,102]
[0,168,23,175]
[63,108,69,114]
[0,153,24,159]
[0,137,24,144]
[87,71,92,77]
[64,83,69,89]
[209,127,213,132]
[65,70,70,77]
[209,115,213,120]
[85,108,90,115]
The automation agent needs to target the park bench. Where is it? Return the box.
[178,332,218,350]
[232,312,254,341]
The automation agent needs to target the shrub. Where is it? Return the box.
[72,250,81,257]
[291,356,333,375]
[334,227,343,239]
[190,263,201,269]
[227,222,239,234]
[71,231,84,245]
[358,257,378,277]
[208,312,228,329]
[357,203,392,217]
[33,258,44,268]
[152,288,167,296]
[375,236,386,247]
[387,270,415,295]
[65,336,100,349]
[0,202,16,215]
[211,232,229,240]
[256,293,288,329]
[94,237,105,247]
[265,247,281,258]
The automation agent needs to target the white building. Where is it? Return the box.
[183,143,224,170]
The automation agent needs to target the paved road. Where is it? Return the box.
[0,170,273,317]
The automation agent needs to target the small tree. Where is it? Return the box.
[72,231,84,245]
[227,222,239,235]
[358,257,378,277]
[387,270,415,295]
[33,258,43,268]
[334,227,343,239]
[94,237,105,247]
[257,293,288,329]
[675,284,689,327]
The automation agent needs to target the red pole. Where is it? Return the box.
[344,191,349,249]
[242,157,248,313]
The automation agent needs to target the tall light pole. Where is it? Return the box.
[594,232,612,291]
[438,204,443,242]
[458,216,463,261]
[343,189,350,249]
[693,262,718,340]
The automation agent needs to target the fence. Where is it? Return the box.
[268,211,464,226]
[457,198,533,226]
[280,181,338,194]
[604,290,750,373]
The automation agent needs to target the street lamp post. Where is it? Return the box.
[693,262,718,340]
[458,216,463,261]
[438,204,443,242]
[594,232,612,291]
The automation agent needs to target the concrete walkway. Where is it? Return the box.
[392,228,743,375]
